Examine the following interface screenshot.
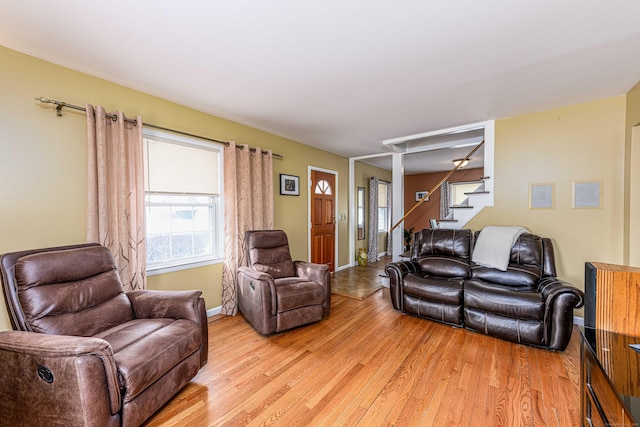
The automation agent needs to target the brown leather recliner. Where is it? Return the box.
[0,243,208,427]
[387,228,472,327]
[237,230,331,334]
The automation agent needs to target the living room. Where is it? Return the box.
[1,2,640,426]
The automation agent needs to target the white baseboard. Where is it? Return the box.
[207,306,222,317]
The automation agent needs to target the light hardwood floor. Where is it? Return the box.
[144,265,581,427]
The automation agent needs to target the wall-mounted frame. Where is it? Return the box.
[572,180,603,208]
[279,174,300,196]
[415,190,429,202]
[529,183,555,209]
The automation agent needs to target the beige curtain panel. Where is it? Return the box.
[86,104,146,291]
[221,142,274,315]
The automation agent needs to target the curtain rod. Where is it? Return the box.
[34,97,283,159]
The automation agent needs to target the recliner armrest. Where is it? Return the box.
[537,277,585,350]
[128,290,203,323]
[0,331,121,420]
[294,261,329,285]
[385,260,420,311]
[537,277,585,309]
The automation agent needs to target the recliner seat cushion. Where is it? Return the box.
[403,274,463,305]
[464,279,544,321]
[274,279,324,312]
[95,318,201,402]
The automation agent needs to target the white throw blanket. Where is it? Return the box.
[472,226,529,271]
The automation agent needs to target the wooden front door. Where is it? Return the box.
[310,170,336,272]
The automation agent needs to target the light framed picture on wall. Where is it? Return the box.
[529,183,555,209]
[572,180,603,208]
[415,191,429,202]
[280,174,300,196]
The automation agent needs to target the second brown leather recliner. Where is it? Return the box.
[237,230,331,334]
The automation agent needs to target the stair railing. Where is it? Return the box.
[390,140,485,232]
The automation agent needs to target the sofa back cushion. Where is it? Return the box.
[246,230,296,279]
[471,233,544,287]
[13,245,133,336]
[412,229,471,278]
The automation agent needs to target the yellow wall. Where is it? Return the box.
[1,43,637,330]
[0,45,349,331]
[468,95,627,297]
[353,160,393,259]
[626,81,640,266]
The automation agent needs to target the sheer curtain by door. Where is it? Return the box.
[86,104,146,291]
[368,176,379,263]
[221,142,274,315]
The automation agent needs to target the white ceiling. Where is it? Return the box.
[2,1,640,161]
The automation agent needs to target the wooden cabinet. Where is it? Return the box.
[585,262,640,336]
[581,327,640,426]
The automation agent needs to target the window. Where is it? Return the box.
[378,182,388,232]
[449,181,482,206]
[143,128,224,273]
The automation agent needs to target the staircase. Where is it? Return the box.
[436,177,493,229]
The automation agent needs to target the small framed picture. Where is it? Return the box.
[572,180,603,208]
[529,183,555,209]
[280,174,300,196]
[415,191,429,202]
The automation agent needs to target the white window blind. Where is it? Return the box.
[144,137,220,195]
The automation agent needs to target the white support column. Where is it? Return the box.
[392,152,404,262]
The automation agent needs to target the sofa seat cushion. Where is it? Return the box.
[403,274,463,305]
[94,318,201,403]
[464,279,544,321]
[274,278,324,312]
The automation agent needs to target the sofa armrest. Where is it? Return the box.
[537,277,585,350]
[385,260,419,310]
[128,289,203,322]
[0,331,121,424]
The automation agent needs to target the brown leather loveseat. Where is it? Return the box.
[385,228,584,351]
[0,243,208,427]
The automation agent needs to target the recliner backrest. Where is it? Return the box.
[471,231,557,287]
[2,244,133,336]
[245,230,296,279]
[412,229,472,278]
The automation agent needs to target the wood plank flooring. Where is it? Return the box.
[144,265,581,427]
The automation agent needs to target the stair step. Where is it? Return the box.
[437,219,458,222]
[464,190,490,195]
[480,176,491,180]
[450,205,474,209]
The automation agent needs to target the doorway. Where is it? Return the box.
[310,168,336,272]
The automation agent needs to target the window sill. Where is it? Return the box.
[147,257,223,276]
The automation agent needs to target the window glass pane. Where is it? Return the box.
[315,179,332,195]
[378,183,388,207]
[378,207,388,231]
[143,128,223,271]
